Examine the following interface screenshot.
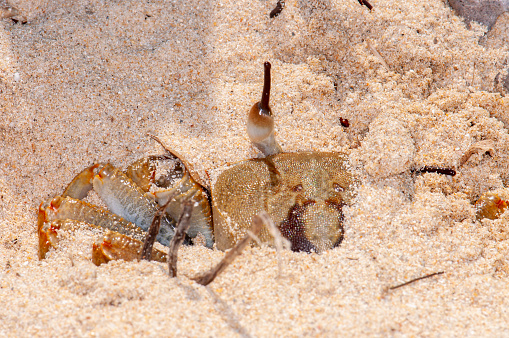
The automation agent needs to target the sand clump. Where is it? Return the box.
[358,113,415,178]
[1,0,509,336]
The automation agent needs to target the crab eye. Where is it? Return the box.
[291,184,303,192]
[333,183,344,192]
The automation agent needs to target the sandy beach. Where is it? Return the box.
[1,0,509,336]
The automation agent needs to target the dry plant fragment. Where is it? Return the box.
[459,140,495,166]
[141,192,177,261]
[367,41,388,71]
[168,200,193,277]
[413,166,456,176]
[264,212,291,277]
[192,213,265,286]
[269,0,284,18]
[389,271,445,290]
[357,0,373,10]
[0,6,18,19]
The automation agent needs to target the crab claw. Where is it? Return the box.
[62,163,101,199]
[212,152,357,253]
[247,62,282,156]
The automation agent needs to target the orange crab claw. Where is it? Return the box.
[62,163,102,199]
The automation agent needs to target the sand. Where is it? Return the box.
[1,0,509,336]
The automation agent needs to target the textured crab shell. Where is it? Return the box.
[212,152,358,252]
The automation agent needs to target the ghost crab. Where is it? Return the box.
[38,62,359,265]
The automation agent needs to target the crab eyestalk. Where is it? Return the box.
[247,62,282,156]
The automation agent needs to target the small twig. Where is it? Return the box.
[246,229,263,247]
[141,192,177,261]
[470,62,476,87]
[389,271,445,290]
[412,166,456,176]
[367,41,389,71]
[269,0,285,18]
[264,212,291,278]
[357,0,373,11]
[168,200,194,277]
[192,213,265,286]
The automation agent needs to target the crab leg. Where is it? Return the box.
[39,220,167,264]
[90,163,177,245]
[39,196,147,240]
[38,195,145,259]
[62,163,101,199]
[92,231,167,266]
[39,153,214,263]
[38,197,167,263]
[60,162,177,245]
[153,170,214,247]
[125,155,214,247]
[38,220,69,259]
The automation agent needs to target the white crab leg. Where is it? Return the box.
[38,219,167,264]
[92,163,176,246]
[153,171,214,247]
[41,195,147,241]
[38,197,169,262]
[125,156,214,248]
